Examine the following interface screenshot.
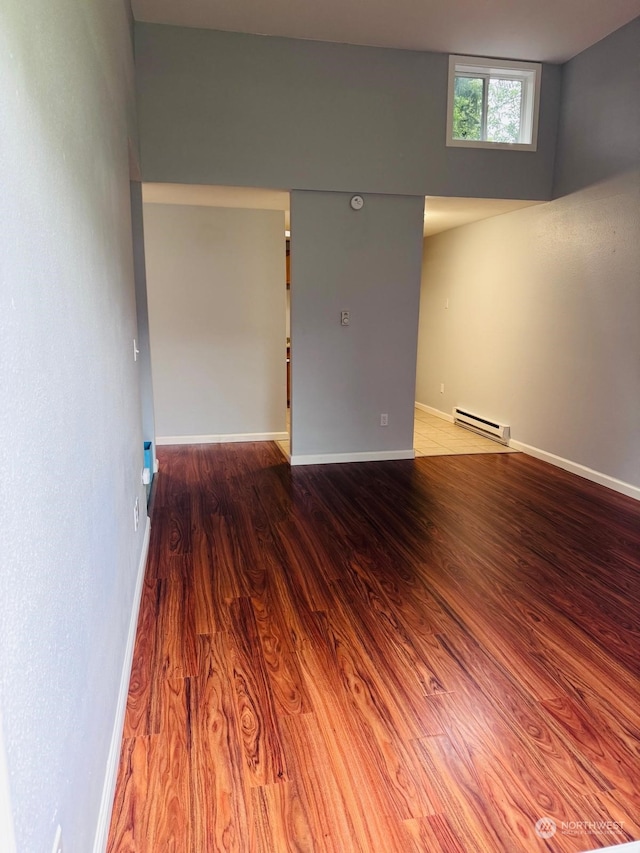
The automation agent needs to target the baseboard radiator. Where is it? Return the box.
[453,407,510,445]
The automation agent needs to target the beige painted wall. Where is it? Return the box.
[144,204,287,439]
[415,170,640,489]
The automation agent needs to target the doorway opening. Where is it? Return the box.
[414,194,540,458]
[140,183,291,456]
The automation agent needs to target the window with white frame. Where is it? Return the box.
[446,55,542,151]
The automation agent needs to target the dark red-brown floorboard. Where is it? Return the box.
[107,442,640,852]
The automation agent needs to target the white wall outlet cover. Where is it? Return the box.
[350,195,364,210]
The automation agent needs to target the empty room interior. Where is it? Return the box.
[1,1,639,852]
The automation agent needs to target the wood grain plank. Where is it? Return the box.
[403,814,465,853]
[190,528,219,635]
[189,633,252,852]
[432,632,613,797]
[108,443,640,853]
[302,610,439,822]
[540,694,640,809]
[275,518,335,611]
[325,581,444,740]
[122,574,160,738]
[108,680,192,852]
[251,592,312,716]
[227,597,289,787]
[293,625,419,850]
[411,734,511,852]
[330,571,450,720]
[156,572,198,679]
[148,506,192,580]
[278,713,361,851]
[250,782,316,853]
[204,514,249,611]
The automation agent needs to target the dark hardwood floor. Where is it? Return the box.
[107,442,640,852]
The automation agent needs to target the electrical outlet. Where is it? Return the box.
[340,311,350,326]
[380,413,388,427]
[134,497,140,532]
[440,383,445,394]
[51,825,63,853]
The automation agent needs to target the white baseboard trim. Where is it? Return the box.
[275,442,291,463]
[0,709,16,853]
[415,401,639,501]
[510,440,640,501]
[290,449,415,466]
[93,515,151,853]
[156,431,288,446]
[583,843,640,853]
[414,402,454,423]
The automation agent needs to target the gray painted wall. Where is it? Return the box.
[131,182,156,489]
[290,191,424,458]
[554,17,640,197]
[135,23,561,200]
[416,21,640,489]
[0,1,148,850]
[144,204,287,439]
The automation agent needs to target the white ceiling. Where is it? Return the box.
[142,183,542,237]
[142,183,291,229]
[423,197,541,236]
[132,0,640,63]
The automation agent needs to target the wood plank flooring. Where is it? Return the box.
[107,443,640,852]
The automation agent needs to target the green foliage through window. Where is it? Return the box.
[486,79,522,143]
[453,76,483,140]
[453,75,523,144]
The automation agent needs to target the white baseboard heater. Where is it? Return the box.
[453,407,510,445]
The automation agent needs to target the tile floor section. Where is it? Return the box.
[413,408,517,457]
[278,408,518,459]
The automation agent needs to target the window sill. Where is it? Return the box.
[447,138,538,152]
